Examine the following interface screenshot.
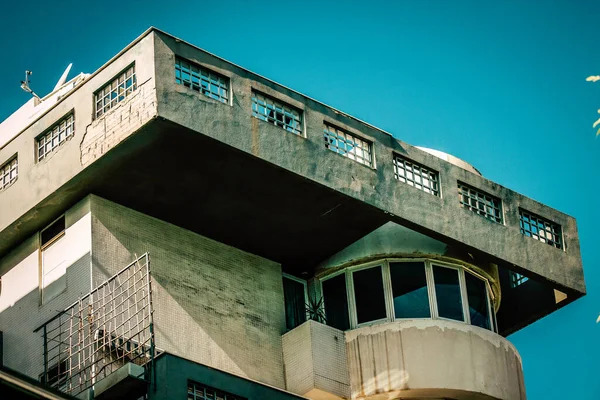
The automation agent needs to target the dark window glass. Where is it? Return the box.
[352,266,387,324]
[322,274,350,331]
[465,272,491,330]
[433,266,464,321]
[41,216,65,247]
[390,262,431,318]
[283,276,306,330]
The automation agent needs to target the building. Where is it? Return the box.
[0,27,585,400]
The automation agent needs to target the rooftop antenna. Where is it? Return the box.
[53,63,72,91]
[20,70,41,100]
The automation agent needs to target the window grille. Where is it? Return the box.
[458,182,502,223]
[519,209,562,249]
[323,124,373,166]
[0,156,17,191]
[188,381,246,400]
[176,58,229,103]
[94,65,137,118]
[252,92,302,135]
[510,272,529,288]
[37,114,74,161]
[393,155,439,196]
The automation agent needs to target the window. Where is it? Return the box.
[37,114,75,161]
[465,271,491,330]
[176,58,229,103]
[432,265,464,322]
[320,259,495,331]
[458,182,502,223]
[252,92,302,135]
[94,64,137,118]
[283,275,307,330]
[0,156,17,191]
[393,155,440,196]
[510,271,529,288]
[390,261,430,318]
[323,124,373,166]
[41,216,67,303]
[322,273,350,331]
[352,266,387,324]
[188,381,246,400]
[519,209,562,249]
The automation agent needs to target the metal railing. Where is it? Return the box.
[35,253,155,396]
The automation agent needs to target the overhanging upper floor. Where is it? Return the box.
[0,28,585,336]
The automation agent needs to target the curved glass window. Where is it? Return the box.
[319,259,495,332]
[353,266,387,324]
[432,266,464,322]
[390,262,430,319]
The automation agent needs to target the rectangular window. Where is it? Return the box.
[519,209,562,249]
[37,114,75,161]
[322,273,350,331]
[352,266,387,324]
[510,271,529,288]
[252,92,302,135]
[393,155,440,196]
[432,265,464,322]
[41,216,67,303]
[0,156,18,191]
[176,58,229,103]
[283,275,307,330]
[458,182,502,223]
[390,261,431,318]
[188,381,246,400]
[94,64,137,118]
[323,124,373,166]
[465,271,491,330]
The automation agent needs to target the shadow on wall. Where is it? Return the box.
[90,200,287,388]
[0,252,91,379]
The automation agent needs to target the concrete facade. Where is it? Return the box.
[0,27,587,400]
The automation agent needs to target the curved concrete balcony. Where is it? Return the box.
[282,320,525,400]
[347,319,525,400]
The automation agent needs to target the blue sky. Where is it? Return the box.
[1,0,599,398]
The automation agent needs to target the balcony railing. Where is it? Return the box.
[34,253,155,397]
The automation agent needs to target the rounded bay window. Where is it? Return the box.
[319,258,498,332]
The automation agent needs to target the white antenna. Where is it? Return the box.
[53,63,72,91]
[20,70,41,100]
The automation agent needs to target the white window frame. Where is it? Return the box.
[39,215,67,304]
[319,258,495,332]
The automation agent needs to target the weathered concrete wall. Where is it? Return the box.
[0,31,157,266]
[89,195,287,389]
[0,198,91,379]
[152,30,583,296]
[346,320,526,400]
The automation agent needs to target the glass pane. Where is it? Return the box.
[390,262,430,318]
[352,266,387,324]
[283,277,306,330]
[322,274,350,331]
[433,266,464,321]
[465,272,491,330]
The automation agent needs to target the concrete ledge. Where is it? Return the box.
[346,320,526,400]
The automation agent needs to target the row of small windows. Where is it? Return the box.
[171,58,565,251]
[0,60,564,251]
[188,381,245,400]
[283,259,496,333]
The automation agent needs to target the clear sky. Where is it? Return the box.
[1,0,599,398]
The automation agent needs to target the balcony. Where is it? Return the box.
[282,320,525,400]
